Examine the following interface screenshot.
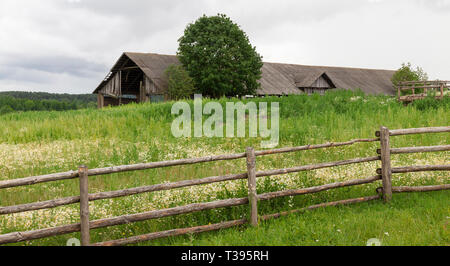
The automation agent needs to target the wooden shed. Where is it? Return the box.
[93,52,396,108]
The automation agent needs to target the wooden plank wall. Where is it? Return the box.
[99,72,121,97]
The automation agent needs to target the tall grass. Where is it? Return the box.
[0,90,448,246]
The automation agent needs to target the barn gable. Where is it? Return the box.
[294,71,336,95]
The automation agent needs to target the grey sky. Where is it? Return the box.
[0,0,449,94]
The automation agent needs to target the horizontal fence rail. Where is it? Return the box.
[399,80,450,85]
[375,165,450,174]
[390,165,450,173]
[389,145,450,154]
[376,145,450,155]
[376,126,450,137]
[93,195,382,247]
[392,184,450,192]
[255,156,380,178]
[93,219,249,246]
[396,80,449,102]
[377,184,450,193]
[0,126,448,246]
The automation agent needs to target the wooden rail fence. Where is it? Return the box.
[0,126,448,246]
[396,80,449,102]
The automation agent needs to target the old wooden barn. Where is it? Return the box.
[93,52,396,108]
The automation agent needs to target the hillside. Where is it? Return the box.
[0,90,448,246]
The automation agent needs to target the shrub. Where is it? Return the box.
[0,104,13,115]
[391,62,428,95]
[164,64,196,100]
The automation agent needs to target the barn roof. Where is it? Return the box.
[94,52,395,95]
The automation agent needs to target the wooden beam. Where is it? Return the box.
[254,138,379,156]
[93,219,248,246]
[376,145,450,155]
[391,165,450,173]
[392,184,450,192]
[246,147,258,226]
[388,126,450,136]
[78,166,90,246]
[390,145,450,154]
[379,126,392,202]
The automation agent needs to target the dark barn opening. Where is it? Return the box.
[96,55,146,107]
[94,53,178,108]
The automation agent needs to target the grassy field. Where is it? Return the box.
[0,90,448,246]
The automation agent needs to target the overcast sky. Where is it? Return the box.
[0,0,449,94]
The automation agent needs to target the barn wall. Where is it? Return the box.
[144,76,168,102]
[303,88,328,95]
[139,82,147,103]
[99,72,121,97]
[97,93,104,108]
[145,76,159,94]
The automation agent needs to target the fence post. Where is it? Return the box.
[379,126,392,203]
[246,147,258,226]
[78,165,90,246]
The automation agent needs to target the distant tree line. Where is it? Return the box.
[0,91,97,115]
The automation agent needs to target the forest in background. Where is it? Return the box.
[0,91,97,114]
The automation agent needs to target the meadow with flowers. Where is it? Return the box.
[0,90,448,245]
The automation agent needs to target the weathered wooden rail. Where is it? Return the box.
[396,80,449,102]
[0,126,448,246]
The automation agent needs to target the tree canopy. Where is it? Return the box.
[177,14,263,98]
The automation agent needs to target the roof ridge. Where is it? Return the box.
[124,52,394,72]
[124,52,177,57]
[263,61,395,72]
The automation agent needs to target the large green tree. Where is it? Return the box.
[177,14,263,98]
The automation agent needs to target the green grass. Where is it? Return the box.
[149,191,449,246]
[0,90,448,246]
